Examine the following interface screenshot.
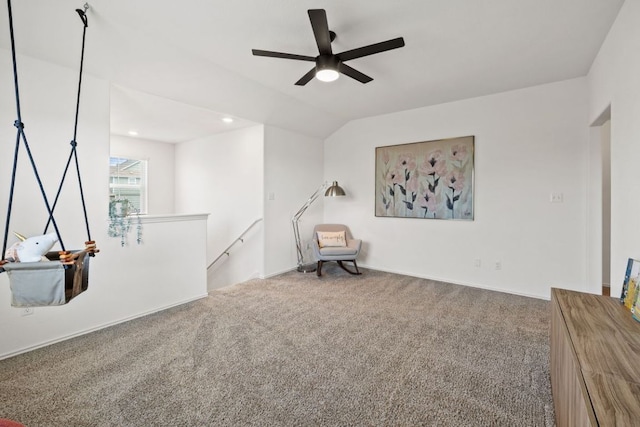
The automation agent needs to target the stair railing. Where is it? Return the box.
[207,218,263,270]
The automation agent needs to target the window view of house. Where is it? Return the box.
[109,157,148,214]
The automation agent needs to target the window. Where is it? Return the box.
[109,157,148,214]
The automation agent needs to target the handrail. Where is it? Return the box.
[207,218,263,270]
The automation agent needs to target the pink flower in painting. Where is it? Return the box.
[399,172,419,212]
[396,153,417,172]
[381,149,390,165]
[420,189,437,218]
[393,153,418,213]
[450,145,469,166]
[419,150,446,177]
[385,168,403,185]
[444,170,465,192]
[382,167,403,213]
[418,150,445,216]
[444,170,465,218]
[406,174,419,193]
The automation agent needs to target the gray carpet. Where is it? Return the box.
[0,266,555,426]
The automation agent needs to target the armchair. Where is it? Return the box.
[311,224,362,277]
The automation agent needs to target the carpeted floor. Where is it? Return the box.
[0,266,555,426]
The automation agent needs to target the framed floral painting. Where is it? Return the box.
[375,136,474,220]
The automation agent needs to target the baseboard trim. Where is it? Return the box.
[262,267,297,279]
[0,293,210,361]
[256,262,550,301]
[358,264,550,301]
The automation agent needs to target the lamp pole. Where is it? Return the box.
[292,182,327,272]
[292,181,345,272]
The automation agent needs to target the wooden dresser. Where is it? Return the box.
[550,288,640,426]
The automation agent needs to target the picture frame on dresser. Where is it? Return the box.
[620,257,640,310]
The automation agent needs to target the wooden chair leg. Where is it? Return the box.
[317,260,323,277]
[337,260,362,275]
[352,260,361,275]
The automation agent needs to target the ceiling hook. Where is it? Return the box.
[76,3,89,27]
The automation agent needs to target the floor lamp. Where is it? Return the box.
[292,181,346,272]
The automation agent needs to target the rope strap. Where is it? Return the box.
[44,4,92,242]
[3,0,94,263]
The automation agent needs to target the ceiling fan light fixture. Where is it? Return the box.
[315,55,340,82]
[252,9,405,86]
[316,68,339,82]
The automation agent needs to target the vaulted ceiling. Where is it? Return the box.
[0,0,625,142]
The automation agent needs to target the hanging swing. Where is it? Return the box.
[0,0,98,307]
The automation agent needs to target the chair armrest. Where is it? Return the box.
[347,239,362,253]
[311,239,321,258]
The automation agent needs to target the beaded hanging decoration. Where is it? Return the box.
[108,199,142,247]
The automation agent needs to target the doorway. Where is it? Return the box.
[601,119,611,295]
[591,106,611,296]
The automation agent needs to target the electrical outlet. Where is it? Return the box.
[495,261,502,270]
[21,307,34,316]
[550,192,564,203]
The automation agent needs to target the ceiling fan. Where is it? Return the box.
[252,9,405,86]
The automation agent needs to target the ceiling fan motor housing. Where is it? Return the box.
[317,55,340,72]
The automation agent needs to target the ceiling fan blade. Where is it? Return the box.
[252,49,316,62]
[337,37,405,62]
[339,64,373,84]
[295,68,317,86]
[308,9,333,55]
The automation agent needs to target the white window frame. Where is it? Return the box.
[109,156,148,214]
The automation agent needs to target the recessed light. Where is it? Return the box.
[128,130,139,136]
[222,117,234,124]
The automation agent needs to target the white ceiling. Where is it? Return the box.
[109,85,259,143]
[0,0,625,141]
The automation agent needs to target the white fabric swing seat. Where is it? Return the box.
[3,250,90,307]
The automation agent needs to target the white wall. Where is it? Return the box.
[110,134,175,215]
[174,126,264,289]
[0,52,208,359]
[324,78,589,299]
[588,0,640,299]
[263,125,324,276]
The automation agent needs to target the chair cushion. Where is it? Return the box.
[319,246,358,256]
[317,231,347,248]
